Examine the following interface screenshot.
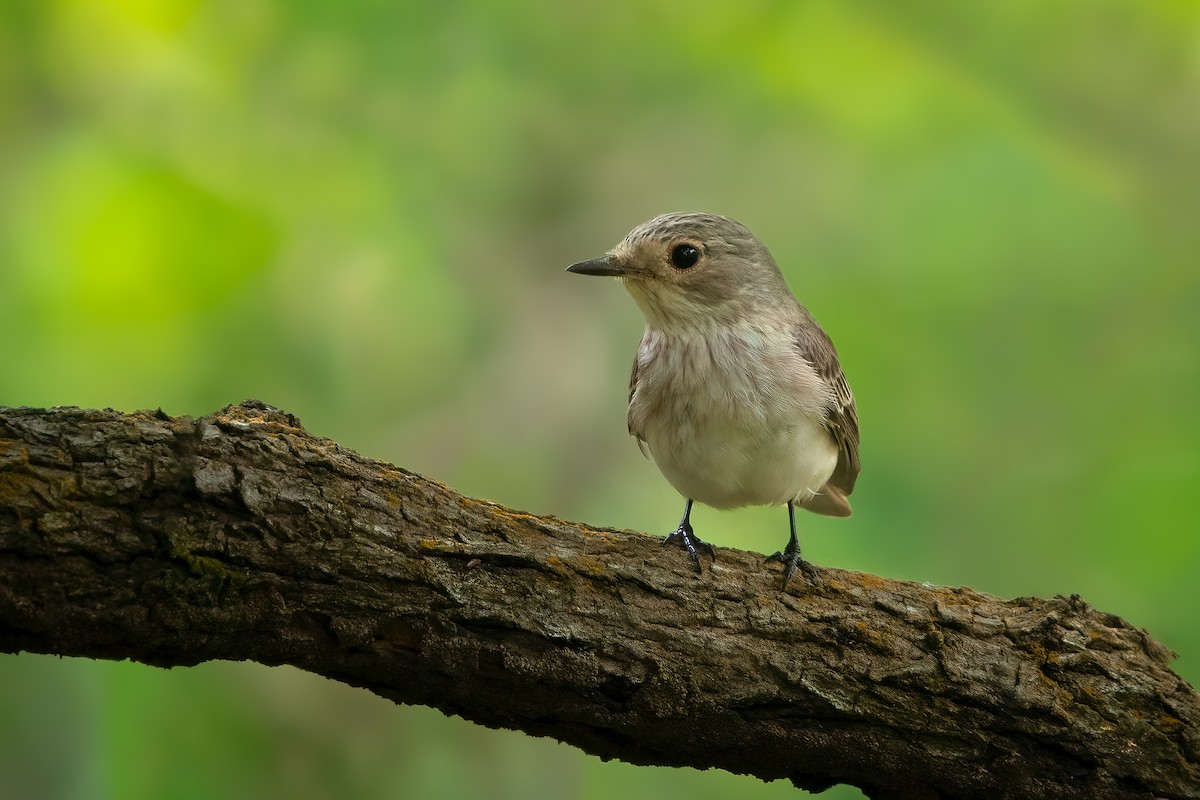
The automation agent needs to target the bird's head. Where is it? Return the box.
[566,212,796,333]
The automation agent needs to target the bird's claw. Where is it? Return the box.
[663,521,716,573]
[767,544,819,589]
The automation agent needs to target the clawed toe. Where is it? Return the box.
[767,501,821,590]
[768,544,818,589]
[663,522,716,573]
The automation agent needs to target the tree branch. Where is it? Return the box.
[0,402,1196,799]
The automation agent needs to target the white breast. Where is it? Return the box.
[629,326,838,510]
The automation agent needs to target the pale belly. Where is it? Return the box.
[629,324,840,510]
[643,413,839,510]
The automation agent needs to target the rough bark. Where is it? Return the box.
[0,402,1196,799]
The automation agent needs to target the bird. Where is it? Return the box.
[566,212,860,587]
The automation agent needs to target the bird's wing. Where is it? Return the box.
[796,323,861,496]
[627,336,652,457]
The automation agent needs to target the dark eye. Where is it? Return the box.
[670,243,700,269]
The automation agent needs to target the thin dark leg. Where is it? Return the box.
[768,501,816,588]
[662,498,716,573]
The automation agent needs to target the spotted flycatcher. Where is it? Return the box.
[566,212,860,587]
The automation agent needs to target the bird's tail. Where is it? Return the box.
[799,484,852,517]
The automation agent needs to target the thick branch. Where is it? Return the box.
[0,402,1196,799]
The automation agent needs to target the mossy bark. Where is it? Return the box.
[1,402,1197,799]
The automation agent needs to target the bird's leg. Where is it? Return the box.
[662,498,716,572]
[768,501,818,588]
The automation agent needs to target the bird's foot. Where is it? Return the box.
[663,520,716,573]
[767,541,819,589]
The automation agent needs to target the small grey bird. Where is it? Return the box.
[566,212,860,587]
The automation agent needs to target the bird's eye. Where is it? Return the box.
[670,243,700,269]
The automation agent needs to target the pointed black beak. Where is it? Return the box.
[565,256,626,277]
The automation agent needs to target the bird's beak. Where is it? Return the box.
[565,256,627,277]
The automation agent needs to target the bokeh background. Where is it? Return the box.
[2,1,1198,798]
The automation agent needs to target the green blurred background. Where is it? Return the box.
[2,1,1197,798]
